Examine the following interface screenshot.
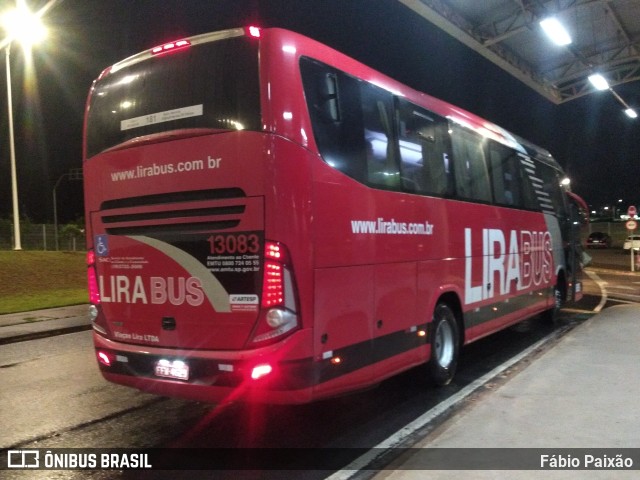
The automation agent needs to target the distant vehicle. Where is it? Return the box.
[586,232,612,248]
[623,235,640,251]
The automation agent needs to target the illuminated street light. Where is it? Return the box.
[2,4,46,47]
[625,108,638,119]
[1,3,46,250]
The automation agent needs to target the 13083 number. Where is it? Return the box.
[207,233,260,255]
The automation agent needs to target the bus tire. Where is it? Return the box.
[428,303,460,386]
[542,282,564,325]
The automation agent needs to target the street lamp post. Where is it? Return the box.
[2,4,47,250]
[5,44,20,249]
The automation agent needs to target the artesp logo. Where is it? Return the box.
[7,450,39,468]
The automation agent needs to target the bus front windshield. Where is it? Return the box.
[85,35,261,159]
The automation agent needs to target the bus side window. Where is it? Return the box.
[488,141,532,208]
[450,126,492,203]
[516,155,540,210]
[518,154,547,211]
[397,99,452,196]
[538,163,569,220]
[300,57,368,184]
[360,83,400,189]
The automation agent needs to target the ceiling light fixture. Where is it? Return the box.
[588,74,610,91]
[540,17,572,46]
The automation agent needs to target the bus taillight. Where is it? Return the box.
[87,249,100,306]
[250,242,299,345]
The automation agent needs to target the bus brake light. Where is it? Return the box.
[262,241,290,308]
[87,249,101,305]
[151,39,191,55]
[250,241,299,345]
[262,262,285,307]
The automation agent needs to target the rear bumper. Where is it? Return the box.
[93,330,315,404]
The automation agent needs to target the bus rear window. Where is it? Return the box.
[85,36,261,159]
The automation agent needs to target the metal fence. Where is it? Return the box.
[0,224,86,251]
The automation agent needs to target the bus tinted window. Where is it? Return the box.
[488,141,538,209]
[301,57,366,182]
[397,100,452,196]
[362,83,400,189]
[301,56,551,211]
[86,37,260,158]
[450,125,492,202]
[300,57,400,189]
[537,162,569,219]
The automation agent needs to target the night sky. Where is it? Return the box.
[0,0,638,224]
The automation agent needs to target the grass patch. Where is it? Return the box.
[0,251,86,314]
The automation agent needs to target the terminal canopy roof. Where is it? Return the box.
[398,0,640,104]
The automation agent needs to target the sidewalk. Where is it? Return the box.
[0,304,90,344]
[370,303,640,479]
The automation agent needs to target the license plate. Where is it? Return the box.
[154,359,189,381]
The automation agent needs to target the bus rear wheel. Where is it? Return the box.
[542,281,565,325]
[427,303,460,386]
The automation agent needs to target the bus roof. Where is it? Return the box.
[96,26,559,165]
[262,27,554,160]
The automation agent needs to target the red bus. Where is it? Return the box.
[84,26,584,404]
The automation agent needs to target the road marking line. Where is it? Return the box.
[561,307,596,314]
[584,270,607,313]
[608,298,636,304]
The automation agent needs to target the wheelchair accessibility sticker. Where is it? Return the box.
[96,235,109,257]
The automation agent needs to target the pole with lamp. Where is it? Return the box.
[2,4,46,250]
